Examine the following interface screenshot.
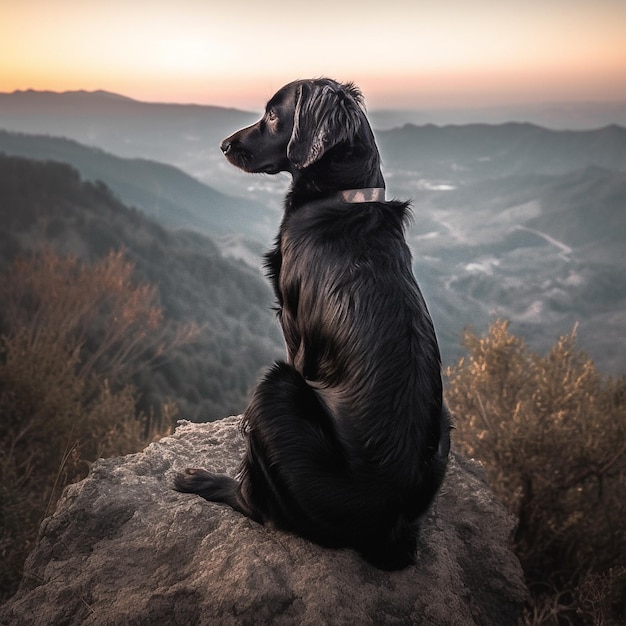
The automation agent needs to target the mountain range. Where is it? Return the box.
[0,89,625,379]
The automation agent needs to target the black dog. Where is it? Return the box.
[175,78,450,569]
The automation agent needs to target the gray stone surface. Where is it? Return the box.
[1,417,527,625]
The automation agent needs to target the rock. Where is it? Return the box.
[1,417,527,625]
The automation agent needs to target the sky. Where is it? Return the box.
[2,0,626,111]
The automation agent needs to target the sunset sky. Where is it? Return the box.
[3,0,626,110]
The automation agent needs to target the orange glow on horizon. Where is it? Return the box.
[2,0,626,110]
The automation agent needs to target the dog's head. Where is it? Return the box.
[220,78,369,175]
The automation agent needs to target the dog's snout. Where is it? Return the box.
[220,139,232,155]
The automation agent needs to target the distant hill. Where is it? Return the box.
[0,89,257,162]
[377,123,626,184]
[368,101,626,131]
[0,130,277,241]
[0,153,283,421]
[0,89,265,197]
[3,89,625,203]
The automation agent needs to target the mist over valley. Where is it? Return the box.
[1,90,625,419]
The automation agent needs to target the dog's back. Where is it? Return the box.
[275,197,444,465]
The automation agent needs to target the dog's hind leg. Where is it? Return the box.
[236,361,353,534]
[171,361,327,526]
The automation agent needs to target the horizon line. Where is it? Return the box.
[3,87,626,113]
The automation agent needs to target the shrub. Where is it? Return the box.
[0,250,196,601]
[446,320,626,624]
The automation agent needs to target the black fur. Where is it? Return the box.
[174,78,450,570]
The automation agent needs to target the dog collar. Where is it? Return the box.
[339,188,386,203]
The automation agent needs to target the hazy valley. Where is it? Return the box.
[1,90,625,417]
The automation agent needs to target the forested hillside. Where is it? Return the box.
[0,130,276,240]
[0,154,284,420]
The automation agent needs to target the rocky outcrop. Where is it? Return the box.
[1,417,527,625]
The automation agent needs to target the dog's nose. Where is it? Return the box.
[220,139,232,155]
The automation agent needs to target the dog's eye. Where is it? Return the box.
[267,109,278,123]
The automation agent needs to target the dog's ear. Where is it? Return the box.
[287,82,363,169]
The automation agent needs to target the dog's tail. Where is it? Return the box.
[173,468,259,520]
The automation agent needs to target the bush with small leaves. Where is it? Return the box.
[446,320,626,625]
